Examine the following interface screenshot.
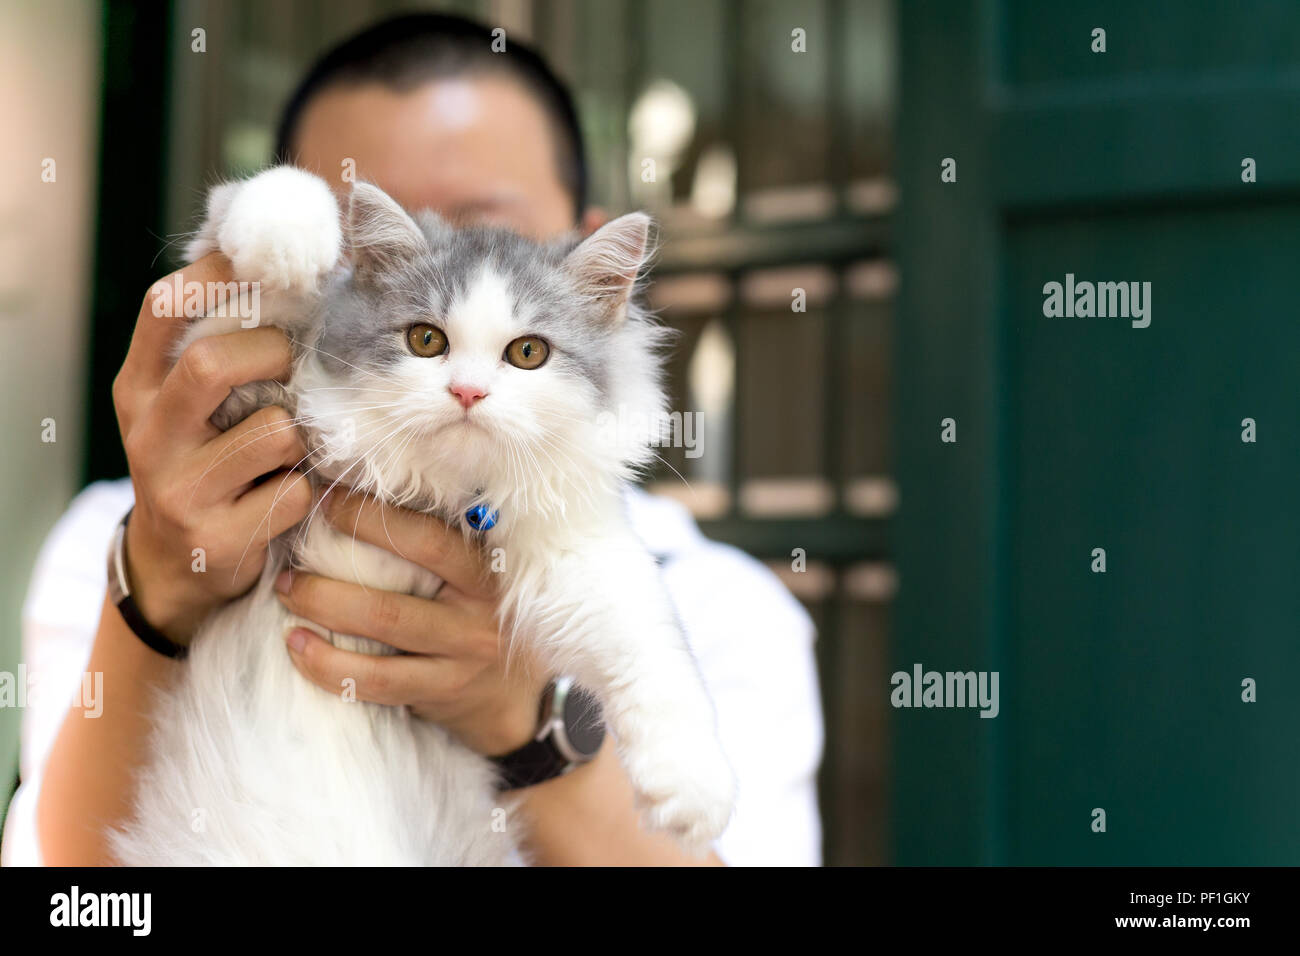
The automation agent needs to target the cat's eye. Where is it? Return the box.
[407,323,448,358]
[504,336,550,370]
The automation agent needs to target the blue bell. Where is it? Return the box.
[464,504,499,531]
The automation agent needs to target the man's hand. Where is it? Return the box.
[273,490,548,756]
[112,253,315,641]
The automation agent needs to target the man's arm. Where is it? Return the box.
[516,739,725,866]
[37,594,179,864]
[32,255,313,864]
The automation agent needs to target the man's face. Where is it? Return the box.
[293,75,579,240]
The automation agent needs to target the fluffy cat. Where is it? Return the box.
[108,166,736,865]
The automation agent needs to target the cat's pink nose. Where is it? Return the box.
[449,384,488,409]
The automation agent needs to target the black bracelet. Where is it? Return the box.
[107,507,190,660]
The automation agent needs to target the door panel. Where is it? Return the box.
[895,0,1300,864]
[1006,205,1300,864]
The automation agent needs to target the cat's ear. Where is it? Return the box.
[346,183,427,281]
[564,212,653,324]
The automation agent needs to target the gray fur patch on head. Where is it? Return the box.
[314,201,664,408]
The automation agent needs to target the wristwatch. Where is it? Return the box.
[107,507,190,660]
[491,677,605,790]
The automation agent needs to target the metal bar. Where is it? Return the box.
[84,0,176,484]
[697,516,887,564]
[655,214,889,274]
[719,0,745,515]
[821,0,855,869]
[822,269,848,508]
[722,275,744,515]
[724,0,744,226]
[825,0,849,215]
[816,570,845,864]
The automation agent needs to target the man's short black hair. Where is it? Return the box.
[274,12,588,219]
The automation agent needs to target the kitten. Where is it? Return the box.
[108,167,736,865]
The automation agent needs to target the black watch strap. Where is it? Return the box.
[491,677,605,791]
[108,507,189,661]
[491,736,570,791]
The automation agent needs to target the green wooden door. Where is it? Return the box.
[894,0,1300,864]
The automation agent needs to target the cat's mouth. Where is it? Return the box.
[442,412,490,434]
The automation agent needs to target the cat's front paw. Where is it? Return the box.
[216,167,342,293]
[622,728,737,856]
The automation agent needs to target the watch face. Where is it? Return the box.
[561,684,606,758]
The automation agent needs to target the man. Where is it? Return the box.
[2,12,822,866]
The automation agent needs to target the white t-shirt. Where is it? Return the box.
[1,478,823,866]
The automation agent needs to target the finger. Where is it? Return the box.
[284,627,461,707]
[123,253,236,391]
[190,406,309,504]
[232,468,315,543]
[158,327,295,441]
[274,572,477,657]
[324,491,490,596]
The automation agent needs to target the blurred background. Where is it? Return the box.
[2,0,1297,865]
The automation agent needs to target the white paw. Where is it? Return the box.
[215,167,342,292]
[622,730,737,855]
[184,181,239,263]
